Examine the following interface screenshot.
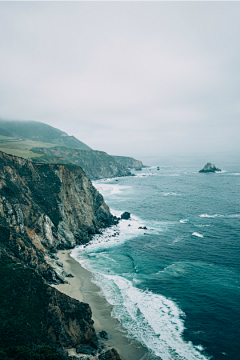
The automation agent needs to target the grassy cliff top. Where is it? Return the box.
[0,120,91,158]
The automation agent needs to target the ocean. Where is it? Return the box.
[71,155,240,360]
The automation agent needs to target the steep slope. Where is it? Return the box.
[0,150,121,359]
[112,155,145,169]
[0,248,96,350]
[30,146,132,179]
[0,119,91,150]
[0,150,116,283]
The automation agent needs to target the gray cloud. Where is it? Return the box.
[0,2,240,157]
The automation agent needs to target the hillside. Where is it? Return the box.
[0,119,91,150]
[0,120,146,179]
[112,155,146,169]
[30,146,132,179]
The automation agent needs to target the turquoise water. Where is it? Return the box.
[72,156,240,360]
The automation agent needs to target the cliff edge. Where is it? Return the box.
[0,150,120,359]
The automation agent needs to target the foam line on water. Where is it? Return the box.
[72,211,169,254]
[199,214,223,218]
[89,273,209,360]
[93,182,131,197]
[200,213,240,219]
[192,232,204,238]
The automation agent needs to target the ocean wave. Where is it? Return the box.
[93,182,131,197]
[199,214,223,218]
[192,232,204,238]
[200,213,240,219]
[180,219,188,224]
[90,274,209,360]
[163,192,182,196]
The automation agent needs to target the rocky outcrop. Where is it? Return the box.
[30,147,132,180]
[112,155,145,170]
[199,163,221,173]
[0,150,115,283]
[98,349,121,360]
[0,150,121,359]
[0,248,96,350]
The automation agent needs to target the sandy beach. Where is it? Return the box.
[53,250,148,360]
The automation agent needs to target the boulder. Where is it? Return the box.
[76,345,97,356]
[99,330,109,340]
[98,348,121,360]
[120,212,131,220]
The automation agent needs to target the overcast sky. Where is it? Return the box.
[0,2,240,157]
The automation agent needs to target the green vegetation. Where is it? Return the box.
[0,140,56,159]
[0,252,67,359]
[0,346,66,360]
[0,135,16,141]
[0,120,91,151]
[0,253,50,348]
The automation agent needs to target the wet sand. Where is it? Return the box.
[53,250,148,360]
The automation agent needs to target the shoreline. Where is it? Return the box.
[53,250,148,360]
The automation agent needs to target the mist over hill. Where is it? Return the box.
[0,119,144,179]
[0,119,91,150]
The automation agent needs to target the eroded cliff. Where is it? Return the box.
[30,147,132,180]
[0,150,121,359]
[0,150,116,283]
[112,155,145,170]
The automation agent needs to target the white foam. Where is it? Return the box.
[199,214,223,218]
[194,224,211,227]
[134,172,156,178]
[90,274,209,360]
[93,182,131,197]
[163,192,181,196]
[192,232,204,238]
[200,213,240,219]
[180,219,188,224]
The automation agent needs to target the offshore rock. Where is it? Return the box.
[199,163,221,173]
[0,150,115,283]
[120,212,131,220]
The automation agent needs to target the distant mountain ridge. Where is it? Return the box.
[0,119,91,150]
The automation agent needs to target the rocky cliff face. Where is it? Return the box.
[0,150,115,283]
[0,248,96,350]
[30,147,132,180]
[112,155,145,169]
[0,150,121,359]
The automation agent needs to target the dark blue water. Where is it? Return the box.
[72,156,240,360]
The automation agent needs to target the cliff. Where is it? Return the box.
[0,150,116,283]
[0,248,96,350]
[112,155,145,170]
[0,150,121,359]
[30,147,132,180]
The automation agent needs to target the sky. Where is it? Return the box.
[0,2,240,158]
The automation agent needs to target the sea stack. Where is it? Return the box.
[199,163,221,173]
